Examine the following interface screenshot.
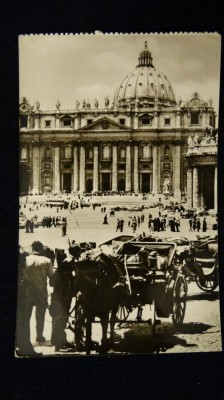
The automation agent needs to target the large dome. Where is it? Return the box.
[113,42,176,108]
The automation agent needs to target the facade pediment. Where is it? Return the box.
[78,117,131,132]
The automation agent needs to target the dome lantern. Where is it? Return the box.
[137,41,154,67]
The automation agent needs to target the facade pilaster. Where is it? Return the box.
[152,143,158,193]
[193,167,199,208]
[32,143,40,193]
[79,144,86,192]
[173,143,181,198]
[53,143,60,192]
[125,143,131,191]
[187,168,193,208]
[112,144,118,191]
[93,145,99,192]
[73,145,79,191]
[133,144,139,192]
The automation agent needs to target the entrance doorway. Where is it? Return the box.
[101,173,111,191]
[63,173,72,192]
[118,178,125,191]
[141,173,150,193]
[86,178,93,193]
[201,166,214,209]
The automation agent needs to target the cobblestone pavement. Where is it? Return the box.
[18,196,221,356]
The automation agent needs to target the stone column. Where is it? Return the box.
[73,145,79,191]
[53,144,60,192]
[93,145,99,192]
[173,143,181,199]
[187,168,193,208]
[125,143,131,191]
[32,143,40,193]
[133,144,139,192]
[152,144,158,193]
[79,144,86,192]
[112,144,118,191]
[214,166,217,209]
[193,167,199,208]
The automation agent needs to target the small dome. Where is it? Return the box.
[114,42,176,107]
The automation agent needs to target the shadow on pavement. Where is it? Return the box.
[187,291,219,302]
[112,320,213,354]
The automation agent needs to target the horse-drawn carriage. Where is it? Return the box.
[114,241,188,338]
[63,240,188,353]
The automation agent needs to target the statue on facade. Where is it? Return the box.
[194,133,199,145]
[75,100,80,109]
[56,100,60,111]
[82,99,86,109]
[208,98,213,107]
[163,178,170,192]
[35,100,40,110]
[86,100,91,109]
[94,98,99,109]
[187,135,194,146]
[104,96,109,107]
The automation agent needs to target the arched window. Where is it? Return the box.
[65,146,72,159]
[120,146,125,159]
[143,145,150,158]
[21,147,28,160]
[164,146,170,158]
[103,145,110,159]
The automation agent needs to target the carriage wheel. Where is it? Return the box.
[116,304,130,323]
[195,269,219,292]
[172,274,187,327]
[74,299,86,350]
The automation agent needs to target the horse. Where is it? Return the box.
[73,252,129,354]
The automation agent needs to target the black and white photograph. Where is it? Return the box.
[17,32,221,357]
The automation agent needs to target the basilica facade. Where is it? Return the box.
[19,42,218,209]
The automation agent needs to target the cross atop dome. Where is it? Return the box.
[137,41,154,67]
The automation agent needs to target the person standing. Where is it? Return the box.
[16,241,54,356]
[196,218,201,232]
[202,217,207,232]
[120,217,124,232]
[50,244,81,351]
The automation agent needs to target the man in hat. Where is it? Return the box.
[50,242,81,352]
[16,241,54,356]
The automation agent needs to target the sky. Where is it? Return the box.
[19,33,221,116]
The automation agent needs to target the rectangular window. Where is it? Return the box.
[164,118,170,125]
[191,113,199,125]
[119,118,125,125]
[87,119,93,125]
[64,164,71,168]
[209,116,214,126]
[141,117,150,125]
[20,115,28,128]
[63,118,72,127]
[45,120,51,128]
